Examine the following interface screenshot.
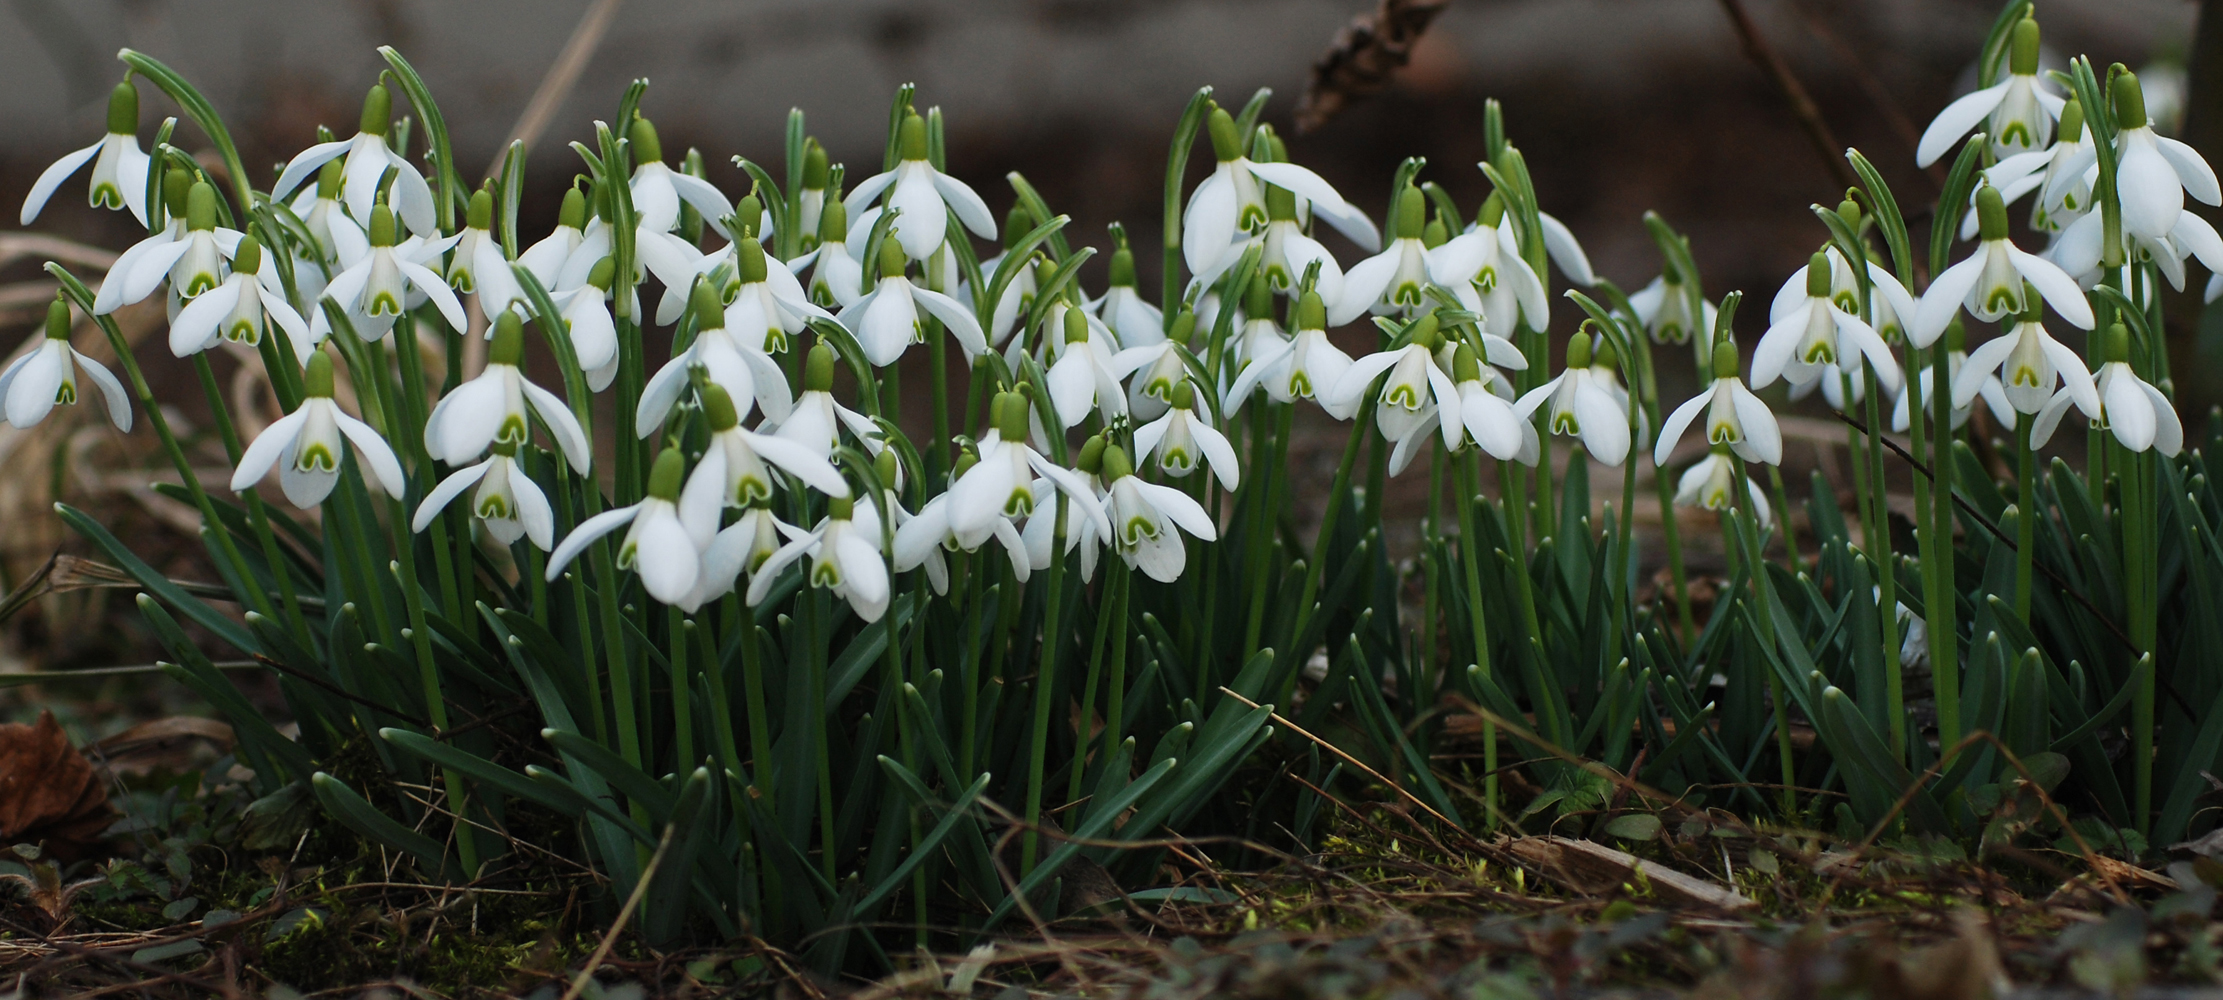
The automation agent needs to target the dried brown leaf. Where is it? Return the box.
[0,710,114,861]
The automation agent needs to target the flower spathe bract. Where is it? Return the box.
[22,81,151,228]
[230,351,404,508]
[0,298,131,432]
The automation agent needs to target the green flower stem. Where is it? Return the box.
[1766,465,1799,574]
[1288,405,1373,656]
[1924,343,1959,750]
[188,352,307,643]
[389,315,465,626]
[671,606,694,772]
[1861,364,1904,759]
[2014,418,2036,620]
[806,590,837,883]
[589,537,647,834]
[1454,453,1497,826]
[1657,457,1695,640]
[1730,453,1797,818]
[1242,403,1293,657]
[1900,341,1932,765]
[1022,492,1071,876]
[389,493,479,876]
[552,464,609,744]
[1075,562,1130,802]
[1421,440,1444,687]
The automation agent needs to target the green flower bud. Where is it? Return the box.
[1565,333,1592,369]
[875,447,899,487]
[369,203,397,247]
[629,117,664,165]
[1452,343,1481,382]
[1394,185,1424,242]
[558,185,588,229]
[1975,185,2009,241]
[692,278,727,330]
[233,233,262,276]
[735,192,762,239]
[1268,130,1288,164]
[1837,196,1862,231]
[1109,246,1137,288]
[995,391,1029,439]
[592,179,615,225]
[1099,443,1134,482]
[899,112,928,162]
[702,383,739,431]
[1591,335,1618,373]
[2112,70,2147,130]
[304,349,336,397]
[2009,16,2040,77]
[1423,215,1448,249]
[802,139,829,189]
[647,447,687,501]
[820,196,849,243]
[586,256,616,292]
[106,80,138,136]
[1243,273,1271,319]
[2017,282,2044,325]
[316,158,346,199]
[490,310,525,366]
[1065,305,1090,344]
[1169,381,1196,411]
[2059,97,2085,141]
[1295,290,1326,331]
[1206,106,1243,162]
[359,83,391,137]
[952,448,979,480]
[1004,204,1033,249]
[1945,315,1967,352]
[163,168,192,219]
[738,237,769,284]
[828,493,856,520]
[1076,435,1106,475]
[44,297,70,341]
[186,180,217,232]
[1711,341,1739,380]
[2103,322,2130,364]
[1806,252,1833,297]
[1478,191,1506,229]
[1168,309,1198,348]
[878,235,907,278]
[1264,183,1297,222]
[1408,312,1441,351]
[805,342,836,392]
[1032,256,1057,289]
[466,186,494,230]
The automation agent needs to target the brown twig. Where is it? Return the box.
[487,0,626,178]
[1716,0,1860,191]
[1294,0,1451,133]
[557,822,672,1000]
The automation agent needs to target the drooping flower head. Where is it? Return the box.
[546,447,716,606]
[0,297,131,432]
[271,81,438,237]
[1514,330,1631,467]
[1754,250,1901,390]
[1914,185,2094,348]
[22,80,152,228]
[1656,342,1782,468]
[1915,16,2063,168]
[168,234,314,360]
[2031,322,2178,455]
[230,349,405,508]
[844,110,997,262]
[1183,104,1376,279]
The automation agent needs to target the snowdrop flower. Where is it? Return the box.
[698,237,833,357]
[546,448,715,606]
[2046,195,2223,293]
[1097,443,1217,583]
[1196,182,1346,312]
[1425,193,1549,338]
[896,466,1032,595]
[411,444,552,549]
[423,312,591,473]
[1183,105,1376,277]
[1226,289,1360,418]
[795,141,830,249]
[22,81,151,227]
[1754,251,1901,390]
[1912,187,2093,347]
[686,504,795,612]
[844,111,996,262]
[290,159,368,293]
[947,391,1111,545]
[1096,242,1167,348]
[167,235,313,359]
[1047,306,1129,428]
[976,208,1044,346]
[96,170,190,315]
[230,350,404,508]
[1328,313,1464,450]
[1914,17,2063,168]
[449,187,523,317]
[2031,323,2178,455]
[1954,304,2097,419]
[1627,270,1716,346]
[1114,311,1204,423]
[518,187,589,290]
[746,492,891,622]
[313,204,468,341]
[1390,341,1532,474]
[1772,241,1919,347]
[1020,473,1104,583]
[806,197,866,309]
[1515,332,1631,466]
[271,83,436,236]
[1674,449,1771,528]
[639,279,793,436]
[554,258,622,391]
[1895,322,2013,433]
[623,118,734,238]
[96,179,242,315]
[1,298,130,432]
[1976,97,2095,236]
[841,237,987,366]
[2108,71,2220,242]
[679,384,849,517]
[1336,185,1435,325]
[1655,343,1782,468]
[773,343,880,460]
[1133,382,1241,490]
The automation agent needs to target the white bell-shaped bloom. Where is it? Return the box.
[1515,333,1631,466]
[1973,99,2096,237]
[1046,307,1130,428]
[802,196,868,309]
[946,391,1111,545]
[1020,474,1104,584]
[412,448,555,549]
[1390,341,1533,472]
[95,179,243,315]
[1914,18,2064,168]
[621,119,734,239]
[518,187,589,290]
[289,159,370,271]
[551,258,622,391]
[1225,290,1365,419]
[746,493,891,622]
[2108,72,2221,241]
[1913,187,2093,348]
[168,235,313,360]
[684,505,796,612]
[840,238,987,367]
[1426,196,1550,338]
[1327,316,1466,450]
[1627,272,1717,347]
[1099,443,1217,583]
[230,351,404,508]
[1337,186,1436,325]
[1755,251,1903,389]
[1132,383,1242,490]
[2030,324,2177,455]
[1788,359,1873,414]
[546,448,718,606]
[2046,193,2223,293]
[843,111,996,262]
[0,299,131,432]
[1954,311,2098,417]
[679,384,849,516]
[1194,184,1346,315]
[313,204,467,341]
[1096,244,1168,348]
[1183,106,1377,278]
[1772,246,1920,347]
[639,281,795,436]
[1655,343,1782,467]
[896,486,1032,595]
[673,237,834,355]
[1112,332,1203,424]
[1674,450,1771,529]
[22,81,152,227]
[270,83,437,236]
[423,313,591,474]
[448,188,525,318]
[770,343,881,460]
